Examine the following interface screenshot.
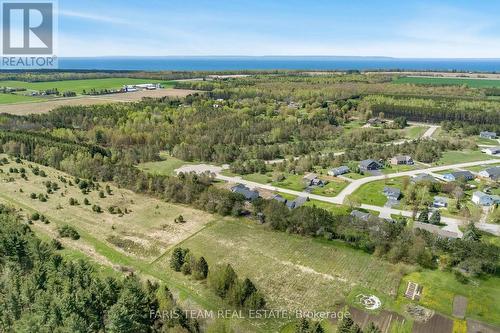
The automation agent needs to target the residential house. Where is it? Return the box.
[390,155,414,165]
[303,173,325,186]
[230,184,259,201]
[271,194,287,204]
[472,191,500,206]
[350,210,372,222]
[478,166,500,181]
[328,166,349,176]
[442,171,474,182]
[479,131,497,139]
[359,159,383,171]
[483,147,500,156]
[367,118,385,126]
[272,194,308,210]
[433,196,448,208]
[382,187,401,200]
[411,173,437,184]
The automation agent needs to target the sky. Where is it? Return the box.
[55,0,500,58]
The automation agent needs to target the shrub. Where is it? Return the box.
[58,225,80,240]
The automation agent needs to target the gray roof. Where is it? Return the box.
[383,187,401,198]
[392,155,412,162]
[412,173,436,183]
[286,196,308,209]
[359,159,381,168]
[480,131,496,136]
[350,210,371,221]
[446,170,474,180]
[303,173,318,181]
[272,194,287,203]
[231,184,259,200]
[330,166,349,174]
[483,166,500,180]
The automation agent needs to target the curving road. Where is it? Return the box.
[214,158,500,237]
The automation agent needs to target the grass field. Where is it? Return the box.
[403,126,428,139]
[0,78,175,96]
[161,218,405,312]
[0,155,214,262]
[137,154,192,176]
[272,174,307,191]
[311,179,348,197]
[353,177,409,206]
[435,150,499,165]
[0,93,46,104]
[393,76,500,88]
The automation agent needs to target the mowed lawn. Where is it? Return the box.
[164,218,404,312]
[272,174,306,191]
[311,179,348,197]
[0,78,175,94]
[393,76,500,88]
[353,177,409,206]
[435,150,499,165]
[137,154,192,176]
[396,270,500,326]
[0,93,46,104]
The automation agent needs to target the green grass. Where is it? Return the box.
[353,177,408,207]
[0,78,175,94]
[167,218,405,314]
[242,172,273,184]
[272,174,306,191]
[404,126,428,139]
[436,150,499,165]
[137,154,192,176]
[393,76,500,88]
[311,180,348,197]
[343,172,367,180]
[476,137,499,145]
[465,163,500,173]
[395,270,500,326]
[0,93,46,104]
[381,164,418,175]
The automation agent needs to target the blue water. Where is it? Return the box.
[58,56,500,72]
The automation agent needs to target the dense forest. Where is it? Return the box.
[0,205,201,332]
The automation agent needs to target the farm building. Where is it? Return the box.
[389,155,414,165]
[478,166,500,181]
[382,187,401,200]
[359,159,382,171]
[433,196,448,208]
[472,191,500,206]
[230,184,259,201]
[482,147,500,155]
[479,131,497,139]
[328,166,349,176]
[442,171,474,182]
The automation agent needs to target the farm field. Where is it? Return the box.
[393,76,500,88]
[159,217,405,313]
[0,88,197,115]
[0,93,47,104]
[0,78,175,95]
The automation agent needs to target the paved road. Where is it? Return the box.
[214,158,500,237]
[421,125,439,139]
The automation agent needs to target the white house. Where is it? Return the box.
[479,166,500,181]
[479,131,497,139]
[482,147,500,156]
[433,196,448,208]
[328,166,349,176]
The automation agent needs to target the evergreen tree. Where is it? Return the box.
[417,207,429,223]
[429,210,441,225]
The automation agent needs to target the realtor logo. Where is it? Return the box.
[1,1,57,68]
